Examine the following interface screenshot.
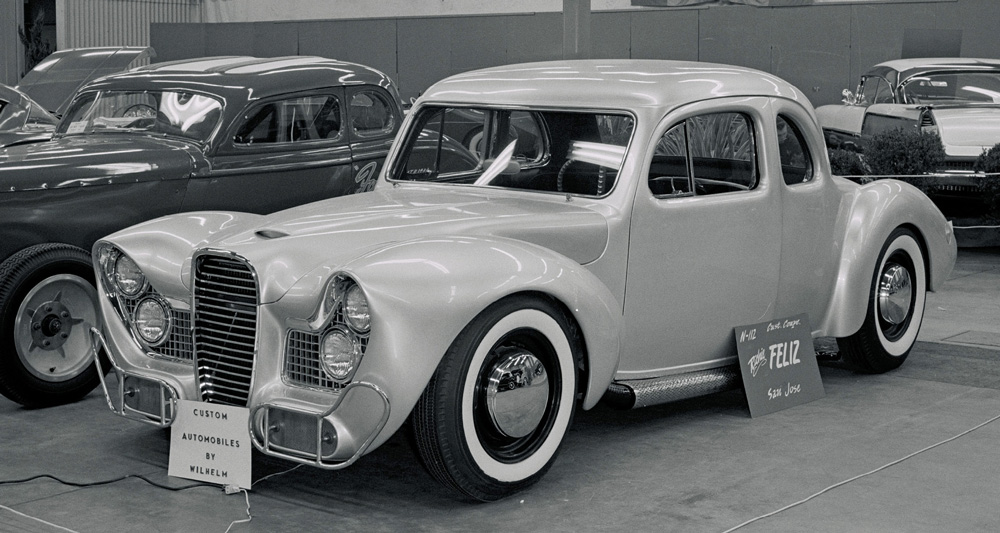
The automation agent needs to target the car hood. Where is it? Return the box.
[932,107,1000,155]
[0,134,201,192]
[17,47,155,117]
[194,186,610,303]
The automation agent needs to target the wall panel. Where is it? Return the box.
[297,19,398,86]
[58,0,200,50]
[147,0,1000,106]
[591,12,631,60]
[629,9,698,61]
[0,0,22,85]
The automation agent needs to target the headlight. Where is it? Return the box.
[320,327,360,381]
[114,254,146,297]
[343,284,370,332]
[133,297,170,345]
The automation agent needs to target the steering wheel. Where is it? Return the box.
[123,104,157,118]
[557,159,607,196]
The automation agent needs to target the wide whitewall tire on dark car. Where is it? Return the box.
[0,243,104,407]
[411,294,581,501]
[838,227,927,373]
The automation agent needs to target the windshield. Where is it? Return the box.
[57,90,223,142]
[901,71,1000,105]
[391,106,634,197]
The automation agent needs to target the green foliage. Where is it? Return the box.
[864,128,945,176]
[17,10,53,76]
[828,148,867,176]
[973,143,1000,222]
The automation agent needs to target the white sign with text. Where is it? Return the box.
[168,400,252,489]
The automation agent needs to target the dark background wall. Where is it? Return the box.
[149,0,999,107]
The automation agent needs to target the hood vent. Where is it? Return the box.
[255,229,289,240]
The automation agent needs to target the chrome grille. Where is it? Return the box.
[193,253,258,406]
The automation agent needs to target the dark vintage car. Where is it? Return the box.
[0,55,402,408]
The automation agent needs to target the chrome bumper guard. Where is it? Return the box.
[249,382,390,470]
[90,327,178,427]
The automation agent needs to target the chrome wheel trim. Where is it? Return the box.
[461,309,574,483]
[485,348,549,439]
[14,274,101,382]
[878,263,912,325]
[873,235,925,357]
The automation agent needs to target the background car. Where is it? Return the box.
[0,55,402,408]
[0,47,150,148]
[816,58,1000,217]
[92,60,955,501]
[0,83,57,147]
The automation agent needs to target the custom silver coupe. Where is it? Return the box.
[93,60,956,501]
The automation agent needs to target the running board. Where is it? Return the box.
[602,366,741,409]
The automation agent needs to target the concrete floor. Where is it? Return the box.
[2,248,998,533]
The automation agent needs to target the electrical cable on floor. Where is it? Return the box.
[0,473,213,491]
[721,412,1000,533]
[0,465,302,533]
[221,463,304,532]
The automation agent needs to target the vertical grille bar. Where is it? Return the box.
[193,253,259,406]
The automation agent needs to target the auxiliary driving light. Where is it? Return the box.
[320,327,359,381]
[134,298,169,345]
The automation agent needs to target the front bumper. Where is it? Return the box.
[91,326,391,469]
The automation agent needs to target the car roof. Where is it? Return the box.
[83,55,395,103]
[419,59,808,111]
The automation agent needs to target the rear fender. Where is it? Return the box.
[820,179,956,337]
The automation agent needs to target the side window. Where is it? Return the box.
[234,94,342,145]
[649,112,757,197]
[649,122,691,195]
[349,89,396,139]
[776,115,814,185]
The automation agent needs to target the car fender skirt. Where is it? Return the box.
[601,366,740,409]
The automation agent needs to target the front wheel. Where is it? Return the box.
[411,295,581,501]
[0,244,104,407]
[838,228,926,373]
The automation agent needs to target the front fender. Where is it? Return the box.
[288,234,621,452]
[97,210,263,298]
[821,179,956,338]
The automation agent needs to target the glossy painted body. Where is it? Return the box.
[0,55,402,408]
[95,60,956,474]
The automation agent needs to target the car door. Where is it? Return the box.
[345,86,400,192]
[183,88,356,214]
[619,98,781,376]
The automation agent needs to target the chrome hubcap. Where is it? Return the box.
[878,263,912,325]
[14,274,100,382]
[485,348,549,438]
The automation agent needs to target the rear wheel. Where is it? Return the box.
[411,295,580,501]
[0,244,104,407]
[838,228,926,373]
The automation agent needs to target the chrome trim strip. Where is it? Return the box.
[248,381,390,470]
